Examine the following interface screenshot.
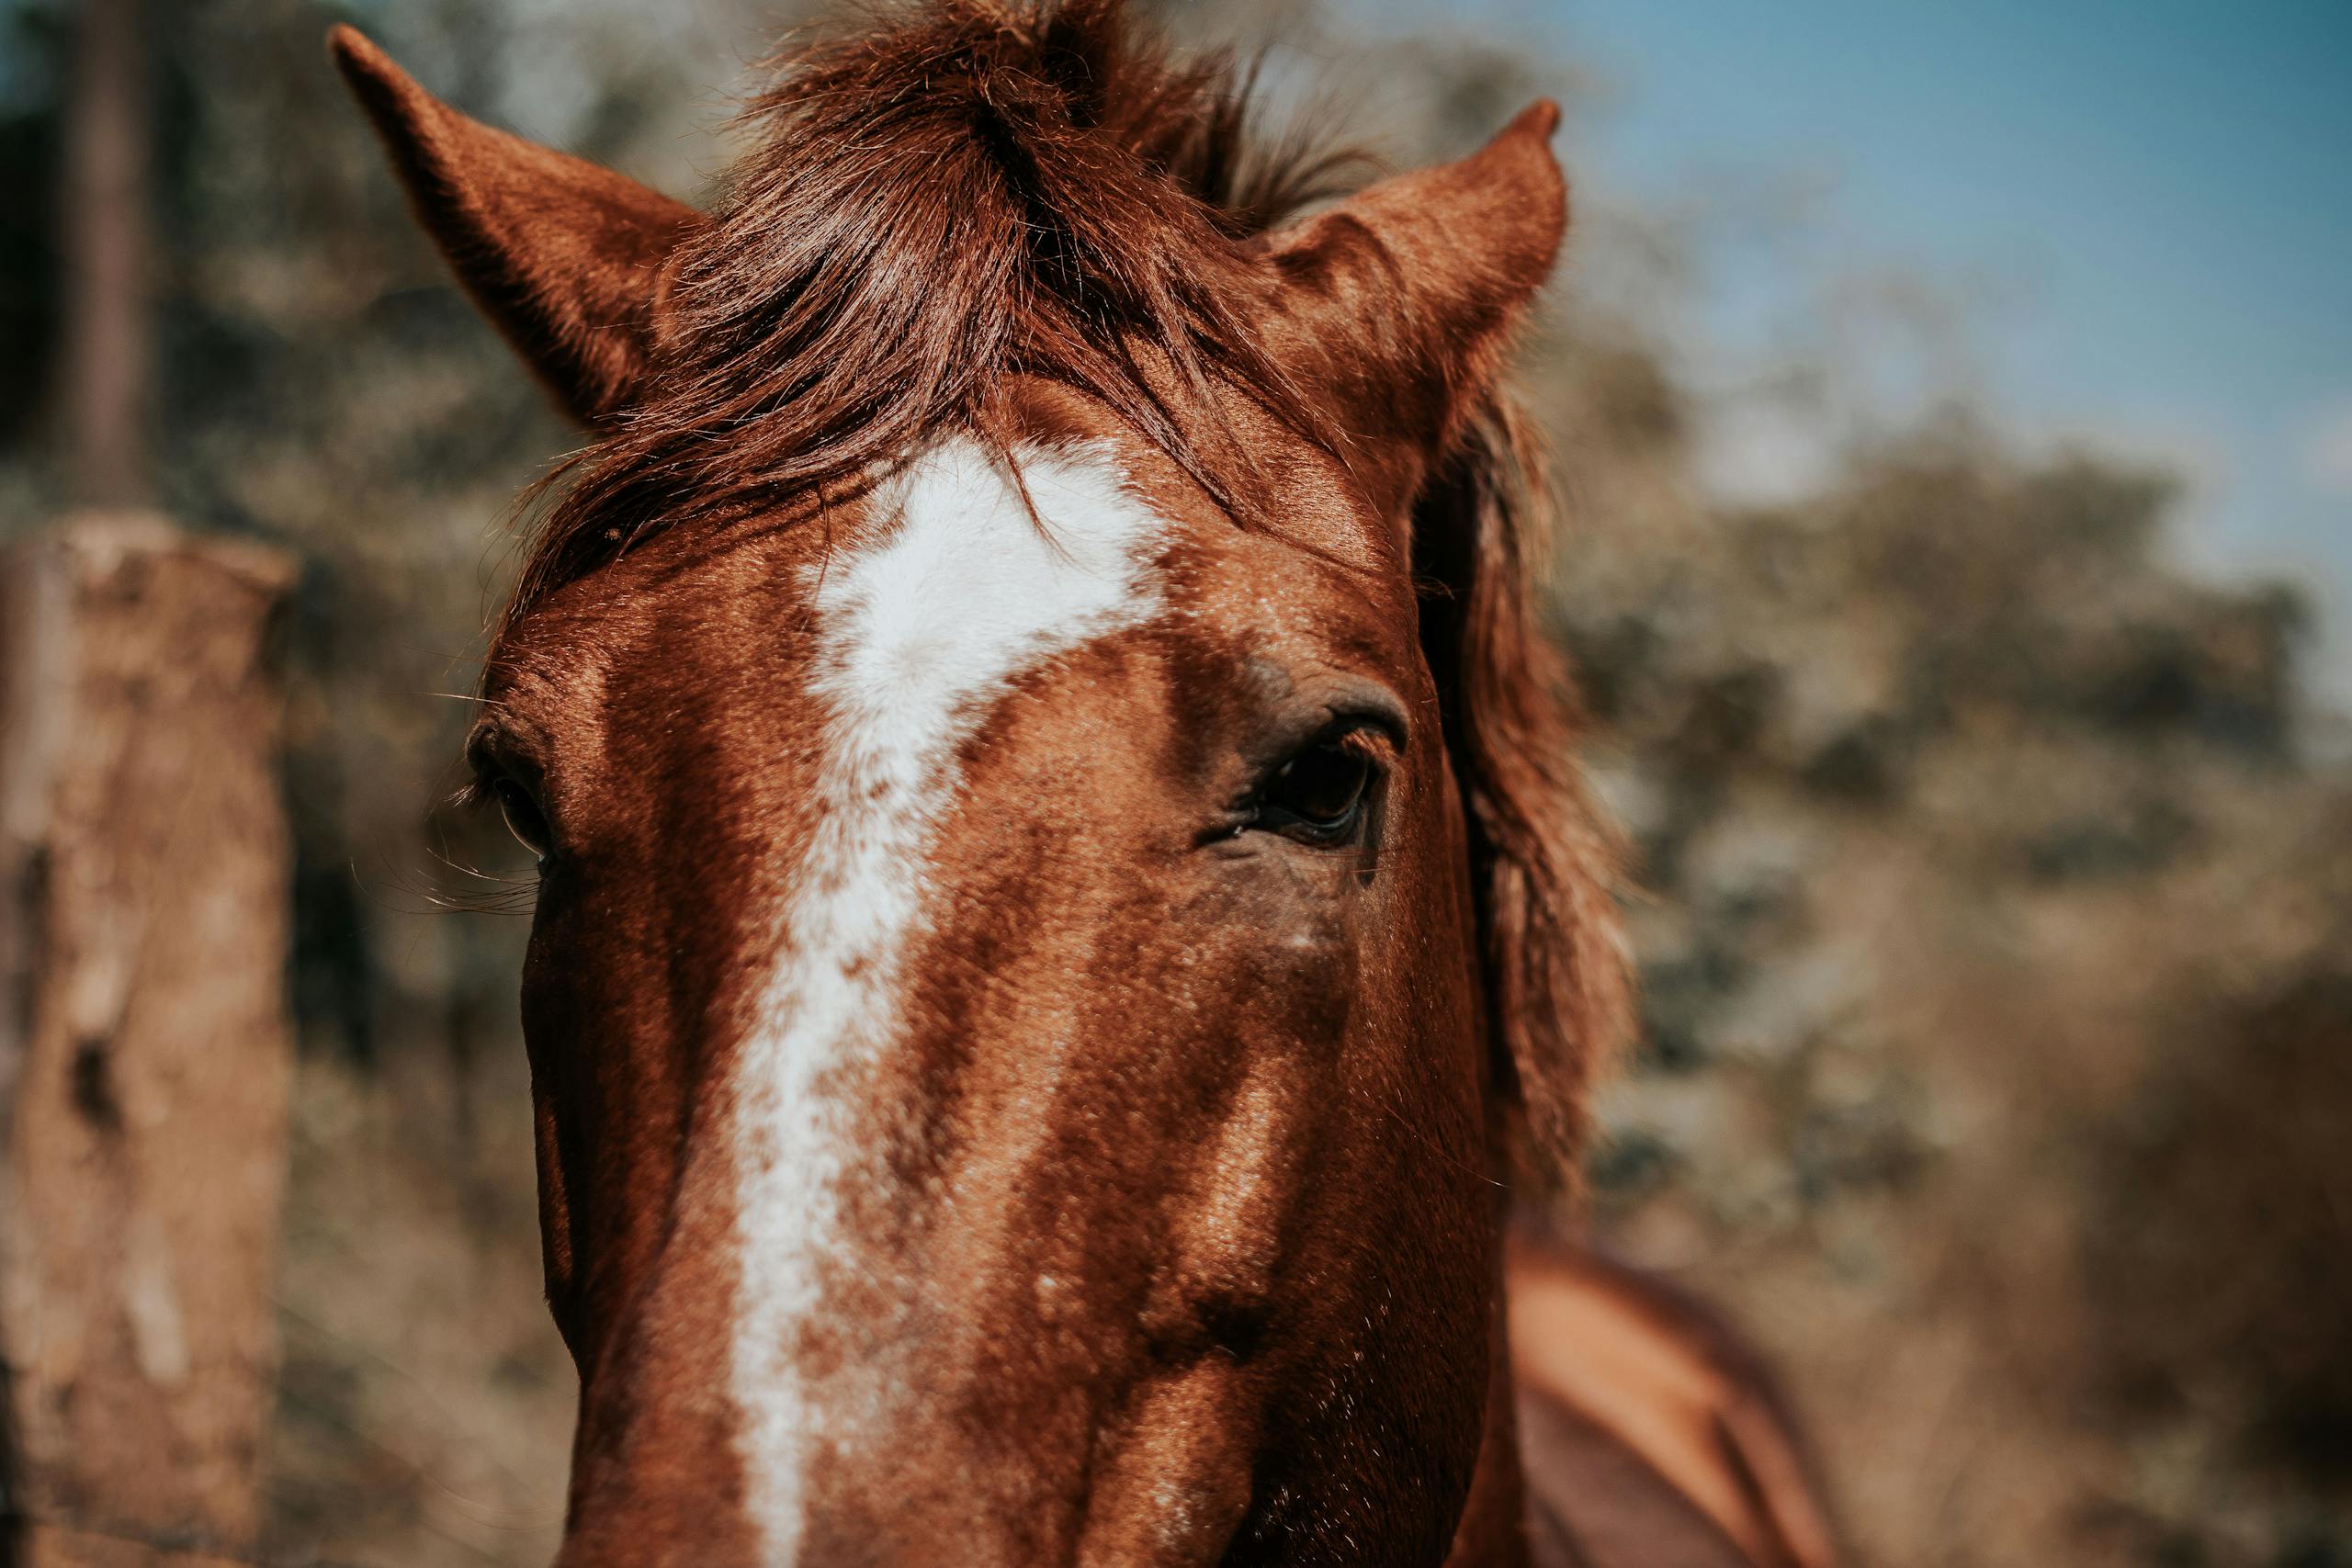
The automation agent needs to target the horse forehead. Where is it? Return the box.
[489,437,1183,691]
[811,438,1176,687]
[806,444,1413,740]
[489,425,1399,741]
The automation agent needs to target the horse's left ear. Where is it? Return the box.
[1260,102,1566,511]
[329,26,705,424]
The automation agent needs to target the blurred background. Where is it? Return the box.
[0,0,2346,1563]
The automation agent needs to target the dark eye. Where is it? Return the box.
[492,776,552,862]
[1253,740,1374,844]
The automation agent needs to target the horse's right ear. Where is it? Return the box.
[328,26,704,424]
[1258,101,1566,519]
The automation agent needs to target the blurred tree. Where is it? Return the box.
[1548,379,2351,1565]
[58,0,144,504]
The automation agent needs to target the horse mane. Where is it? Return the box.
[1417,398,1631,1181]
[504,0,1353,620]
[501,0,1629,1181]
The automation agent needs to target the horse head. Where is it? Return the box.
[335,3,1629,1561]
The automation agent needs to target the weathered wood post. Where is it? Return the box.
[0,515,297,1567]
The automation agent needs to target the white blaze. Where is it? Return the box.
[729,439,1168,1562]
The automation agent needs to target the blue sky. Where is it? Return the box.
[1355,0,2352,706]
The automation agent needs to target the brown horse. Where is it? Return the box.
[333,3,1838,1563]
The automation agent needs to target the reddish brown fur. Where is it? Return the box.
[1507,1233,1840,1568]
[332,4,1835,1564]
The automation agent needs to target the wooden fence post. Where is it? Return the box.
[0,513,297,1567]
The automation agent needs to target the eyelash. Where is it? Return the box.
[488,775,552,862]
[461,739,553,864]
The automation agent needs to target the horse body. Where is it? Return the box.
[333,5,1836,1563]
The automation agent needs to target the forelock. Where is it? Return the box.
[501,0,1365,631]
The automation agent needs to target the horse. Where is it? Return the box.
[331,3,1839,1563]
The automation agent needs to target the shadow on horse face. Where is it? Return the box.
[334,2,1615,1562]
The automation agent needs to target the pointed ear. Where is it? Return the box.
[328,26,705,424]
[1261,102,1567,509]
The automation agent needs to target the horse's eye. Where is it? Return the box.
[1254,740,1374,844]
[492,777,552,862]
